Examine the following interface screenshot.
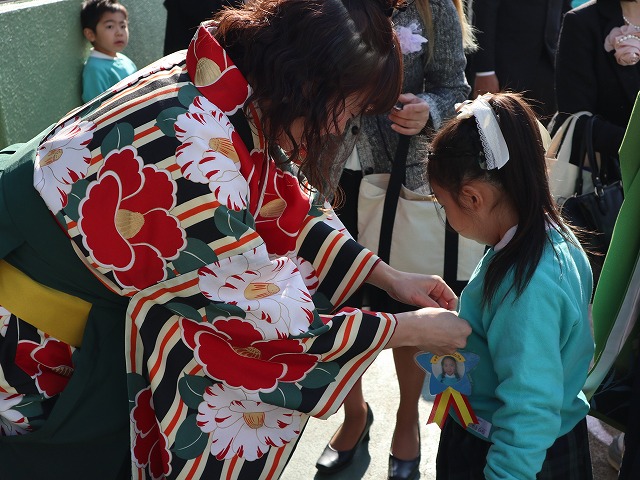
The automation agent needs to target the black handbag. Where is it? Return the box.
[560,115,624,281]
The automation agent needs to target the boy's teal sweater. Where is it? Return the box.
[456,227,594,479]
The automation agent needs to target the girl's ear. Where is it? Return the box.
[83,28,96,43]
[460,183,483,211]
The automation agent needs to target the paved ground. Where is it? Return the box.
[282,349,621,480]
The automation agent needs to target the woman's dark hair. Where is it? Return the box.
[214,0,402,196]
[427,92,576,306]
[81,0,128,32]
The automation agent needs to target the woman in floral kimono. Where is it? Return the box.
[0,1,469,478]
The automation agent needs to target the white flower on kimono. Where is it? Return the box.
[34,117,96,214]
[199,245,314,337]
[196,383,301,461]
[289,257,319,295]
[0,392,30,436]
[0,306,11,337]
[320,201,352,238]
[174,96,249,210]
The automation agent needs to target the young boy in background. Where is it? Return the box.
[81,0,137,103]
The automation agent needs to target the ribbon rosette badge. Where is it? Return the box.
[415,351,479,429]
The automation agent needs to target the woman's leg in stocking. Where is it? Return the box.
[327,378,369,450]
[391,346,424,460]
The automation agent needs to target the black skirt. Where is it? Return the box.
[436,416,593,479]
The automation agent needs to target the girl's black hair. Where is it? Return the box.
[214,0,402,196]
[427,92,577,306]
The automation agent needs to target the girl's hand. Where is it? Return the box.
[388,307,471,354]
[367,261,457,311]
[388,93,430,136]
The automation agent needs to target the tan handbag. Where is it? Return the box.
[357,136,486,295]
[546,111,595,201]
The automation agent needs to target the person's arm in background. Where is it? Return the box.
[417,0,471,130]
[555,9,626,157]
[389,0,471,135]
[470,0,501,96]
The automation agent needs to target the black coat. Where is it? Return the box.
[467,0,572,118]
[163,0,243,56]
[555,0,640,158]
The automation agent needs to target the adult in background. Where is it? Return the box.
[554,0,640,179]
[163,0,243,55]
[553,0,639,287]
[316,1,474,479]
[556,1,640,469]
[466,0,572,122]
[0,1,470,479]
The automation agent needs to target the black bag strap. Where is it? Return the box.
[574,115,599,196]
[377,134,410,264]
[376,135,464,294]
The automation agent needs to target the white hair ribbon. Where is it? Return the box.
[455,95,510,170]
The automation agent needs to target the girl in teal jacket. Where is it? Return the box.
[427,92,594,479]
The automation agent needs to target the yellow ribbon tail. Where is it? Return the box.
[427,388,452,428]
[427,387,478,429]
[450,389,478,427]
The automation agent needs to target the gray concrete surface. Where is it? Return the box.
[283,349,622,479]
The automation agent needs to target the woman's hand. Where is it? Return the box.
[367,261,457,311]
[388,93,430,136]
[388,307,471,355]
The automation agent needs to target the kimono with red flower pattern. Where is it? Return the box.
[0,24,396,480]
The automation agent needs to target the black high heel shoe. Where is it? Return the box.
[387,453,420,480]
[387,424,421,480]
[315,403,374,474]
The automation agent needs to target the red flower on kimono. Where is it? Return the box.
[187,25,250,115]
[15,337,75,398]
[131,387,172,479]
[78,146,187,290]
[180,317,319,393]
[255,166,311,256]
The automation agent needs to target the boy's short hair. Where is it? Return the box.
[80,0,128,32]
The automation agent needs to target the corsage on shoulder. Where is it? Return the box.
[604,24,640,66]
[395,22,427,54]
